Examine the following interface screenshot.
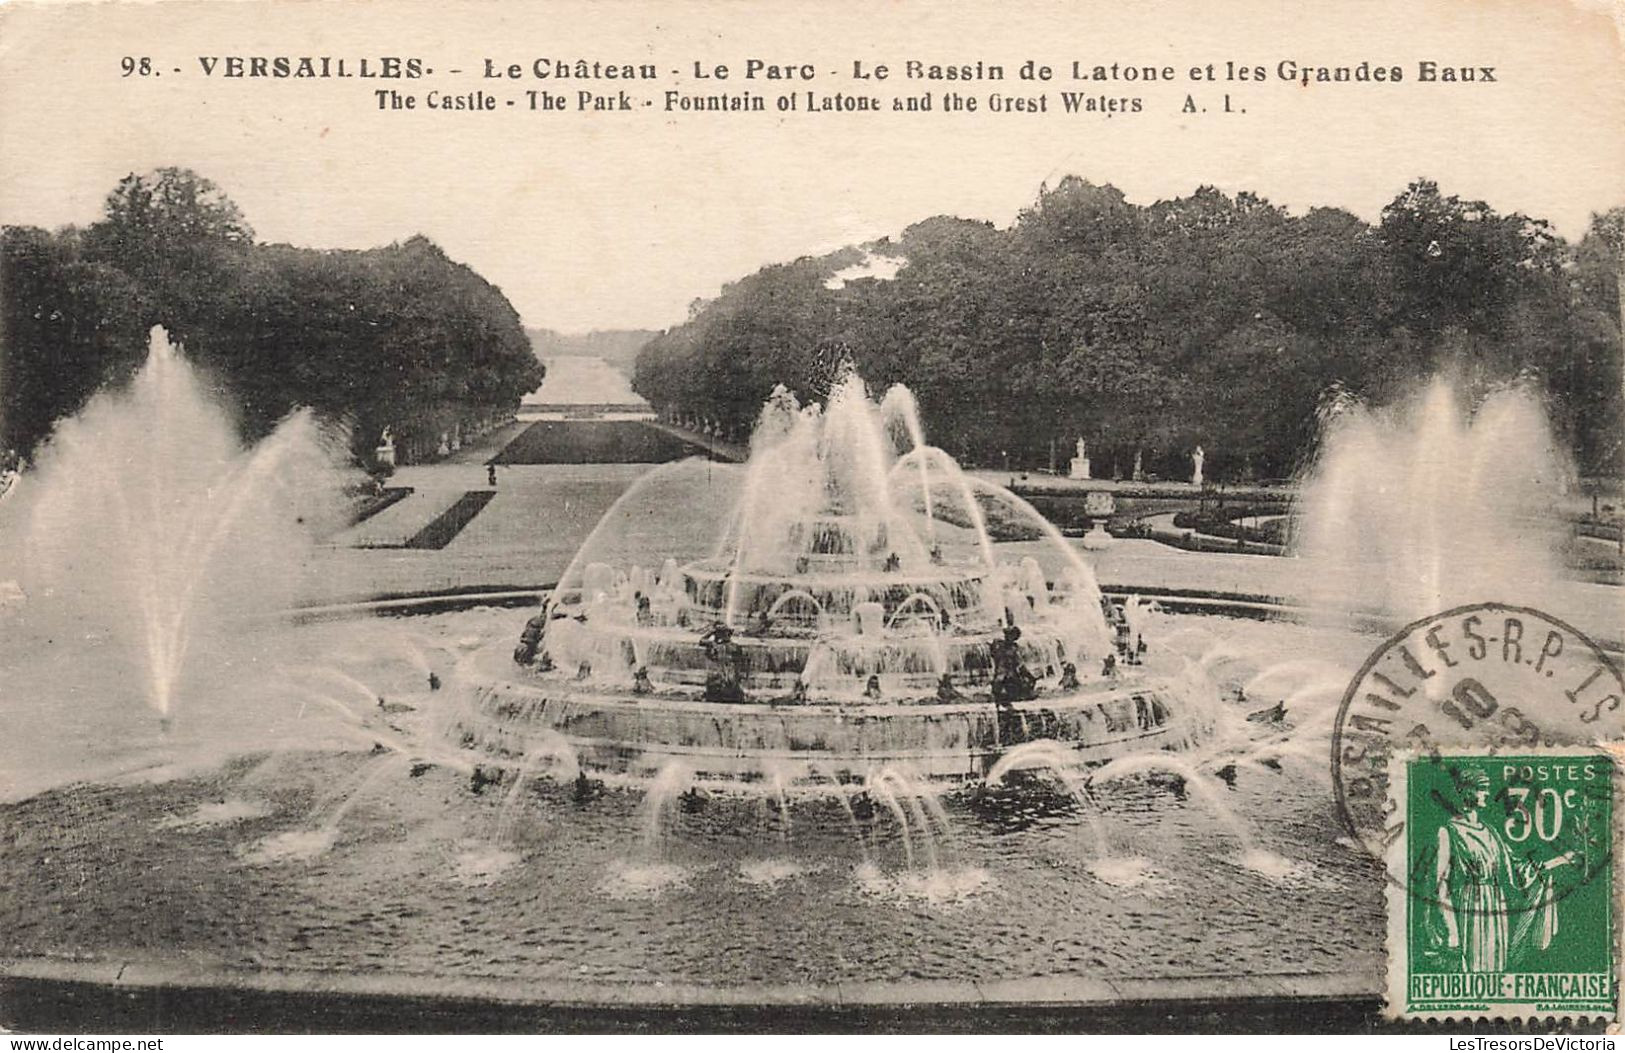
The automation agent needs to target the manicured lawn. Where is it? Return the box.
[403,490,497,550]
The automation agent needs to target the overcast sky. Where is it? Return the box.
[2,0,1621,333]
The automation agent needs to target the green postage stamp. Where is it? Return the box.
[1387,749,1619,1021]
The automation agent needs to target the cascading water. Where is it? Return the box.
[470,367,1206,790]
[0,330,1395,972]
[880,385,938,548]
[985,739,1113,862]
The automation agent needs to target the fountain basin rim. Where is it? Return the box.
[457,642,1197,788]
[287,583,1274,622]
[0,953,1383,1012]
[677,563,994,589]
[281,585,1624,655]
[531,619,1057,651]
[476,669,1178,719]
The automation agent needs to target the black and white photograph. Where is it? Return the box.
[0,0,1622,1038]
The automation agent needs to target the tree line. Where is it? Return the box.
[633,178,1625,481]
[1,167,544,468]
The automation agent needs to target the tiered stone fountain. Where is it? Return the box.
[457,375,1205,788]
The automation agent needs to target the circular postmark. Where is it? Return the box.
[1332,602,1623,910]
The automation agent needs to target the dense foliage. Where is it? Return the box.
[634,178,1625,480]
[2,168,544,465]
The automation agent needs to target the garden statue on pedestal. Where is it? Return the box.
[374,426,397,468]
[1069,438,1091,480]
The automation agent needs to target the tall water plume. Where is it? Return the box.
[1294,377,1573,622]
[9,326,350,720]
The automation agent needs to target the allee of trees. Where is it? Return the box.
[633,178,1625,481]
[1,168,544,467]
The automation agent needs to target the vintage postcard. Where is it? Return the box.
[0,0,1622,1037]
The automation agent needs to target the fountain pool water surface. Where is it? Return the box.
[0,605,1387,993]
